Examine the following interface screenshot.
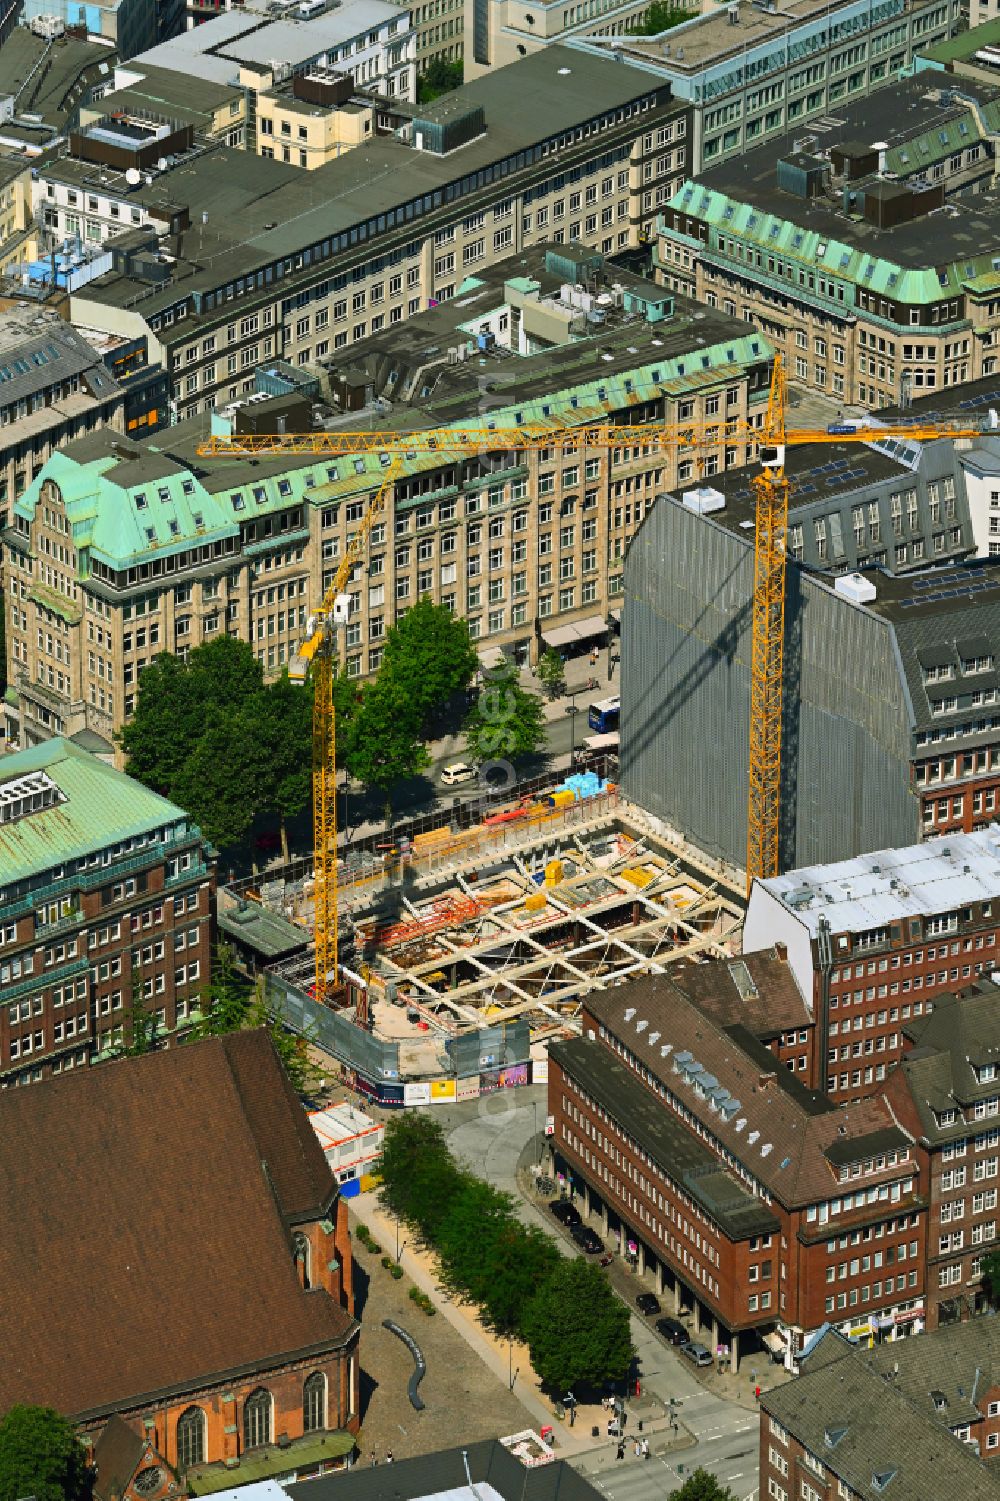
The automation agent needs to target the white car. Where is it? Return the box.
[440,762,477,787]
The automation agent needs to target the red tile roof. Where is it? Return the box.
[0,1030,355,1418]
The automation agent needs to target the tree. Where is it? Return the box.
[627,0,687,33]
[346,679,429,826]
[417,57,463,103]
[191,943,253,1039]
[479,1220,560,1339]
[121,974,158,1056]
[668,1471,736,1501]
[250,673,315,861]
[380,598,478,736]
[172,704,259,850]
[0,1405,89,1501]
[522,1258,632,1391]
[436,1179,521,1307]
[983,1247,1000,1305]
[537,648,566,701]
[377,1112,463,1243]
[464,667,546,763]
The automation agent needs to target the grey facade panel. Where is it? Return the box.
[622,500,919,871]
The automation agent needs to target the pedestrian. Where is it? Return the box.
[616,1442,625,1462]
[386,1451,394,1464]
[642,1439,650,1461]
[634,1439,642,1460]
[371,1456,378,1467]
[590,646,598,666]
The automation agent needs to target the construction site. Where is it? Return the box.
[220,785,743,1105]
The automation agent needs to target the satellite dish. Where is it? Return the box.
[125,167,141,186]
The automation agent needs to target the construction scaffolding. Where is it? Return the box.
[240,797,742,1094]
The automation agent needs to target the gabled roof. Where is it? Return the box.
[763,1328,1000,1501]
[894,984,1000,1137]
[586,976,913,1207]
[0,1031,355,1419]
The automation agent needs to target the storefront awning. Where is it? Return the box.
[609,608,621,623]
[478,647,506,669]
[762,1330,785,1357]
[541,615,609,649]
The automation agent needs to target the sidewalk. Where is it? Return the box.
[348,1194,596,1456]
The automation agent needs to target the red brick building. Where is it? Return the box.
[0,737,215,1082]
[549,971,927,1370]
[744,830,1000,1102]
[883,981,1000,1332]
[759,1323,1000,1501]
[0,1030,359,1494]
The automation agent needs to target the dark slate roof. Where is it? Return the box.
[549,1036,781,1239]
[896,984,1000,1139]
[824,1126,909,1168]
[866,1318,1000,1428]
[762,1329,1000,1501]
[288,1439,604,1501]
[0,1030,356,1419]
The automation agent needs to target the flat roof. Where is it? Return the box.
[755,825,1000,936]
[679,74,1000,271]
[71,47,669,313]
[917,16,1000,65]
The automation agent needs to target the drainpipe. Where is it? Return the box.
[817,914,833,1095]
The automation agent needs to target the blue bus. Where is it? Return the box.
[588,696,620,733]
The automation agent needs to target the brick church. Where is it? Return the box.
[0,1030,359,1495]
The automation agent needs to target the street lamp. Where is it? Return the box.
[395,1214,406,1263]
[567,688,580,769]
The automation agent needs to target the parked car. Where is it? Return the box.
[571,1224,604,1254]
[549,1198,582,1228]
[636,1292,661,1317]
[440,762,477,786]
[681,1341,713,1367]
[655,1317,689,1346]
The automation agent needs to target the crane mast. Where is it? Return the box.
[201,367,990,995]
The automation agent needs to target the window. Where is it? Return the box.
[243,1389,272,1449]
[176,1407,206,1469]
[303,1371,327,1433]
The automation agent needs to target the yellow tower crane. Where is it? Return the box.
[198,358,988,997]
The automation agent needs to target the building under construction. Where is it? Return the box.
[219,788,741,1105]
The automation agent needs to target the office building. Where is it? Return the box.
[3,244,772,749]
[255,70,417,170]
[743,831,1000,1099]
[0,304,125,529]
[0,159,38,278]
[464,0,653,85]
[399,0,464,67]
[19,0,158,58]
[78,64,248,147]
[759,1324,1000,1500]
[0,26,118,158]
[0,1029,359,1489]
[550,971,927,1370]
[885,980,1000,1329]
[0,738,214,1079]
[658,76,1000,406]
[64,47,688,411]
[567,0,957,172]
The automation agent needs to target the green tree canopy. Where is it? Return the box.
[437,1178,521,1306]
[417,57,463,102]
[0,1406,89,1501]
[537,648,566,700]
[189,944,316,1090]
[378,1112,464,1243]
[668,1470,736,1501]
[478,1220,560,1339]
[464,667,546,763]
[346,679,429,822]
[380,598,478,735]
[117,639,317,853]
[627,0,688,33]
[522,1258,633,1392]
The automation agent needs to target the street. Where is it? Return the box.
[433,1088,761,1500]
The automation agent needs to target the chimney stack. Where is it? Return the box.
[774,941,788,962]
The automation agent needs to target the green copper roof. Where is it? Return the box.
[916,17,1000,64]
[15,449,239,569]
[665,179,1000,304]
[0,738,193,889]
